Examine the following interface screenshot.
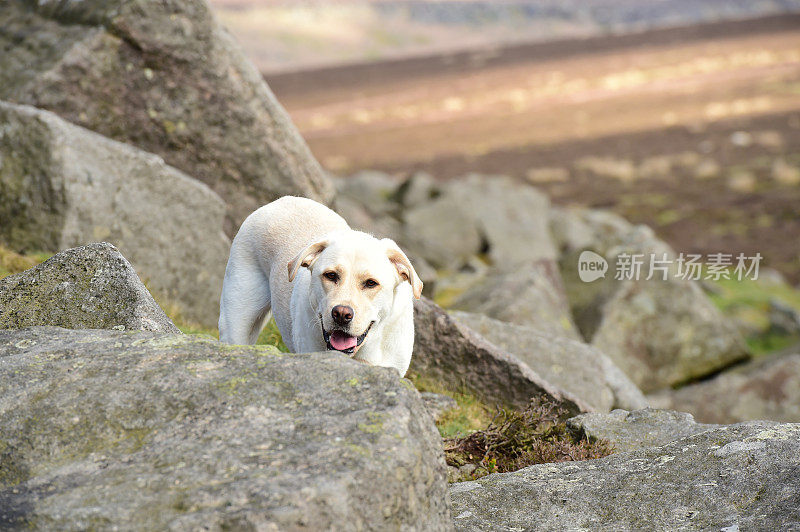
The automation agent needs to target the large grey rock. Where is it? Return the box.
[0,0,332,232]
[567,408,719,453]
[649,350,800,424]
[0,101,228,325]
[592,278,750,392]
[553,207,676,339]
[451,421,800,530]
[403,175,556,270]
[334,170,401,219]
[769,299,800,336]
[0,243,178,333]
[0,327,451,530]
[451,311,647,412]
[554,207,749,391]
[449,262,580,340]
[403,187,483,270]
[411,297,592,414]
[395,171,439,210]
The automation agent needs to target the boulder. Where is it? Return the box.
[420,392,458,423]
[0,0,332,232]
[768,299,800,336]
[552,207,675,340]
[0,327,450,530]
[334,170,401,219]
[592,277,750,392]
[411,297,591,414]
[553,207,749,391]
[0,101,228,325]
[451,421,800,530]
[395,171,439,210]
[0,243,178,333]
[567,408,718,453]
[402,188,483,270]
[449,263,580,340]
[451,311,646,412]
[649,350,800,424]
[403,175,556,270]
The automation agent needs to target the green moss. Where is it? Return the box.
[338,441,372,457]
[358,412,387,434]
[406,372,493,438]
[216,376,248,396]
[399,379,416,391]
[433,284,468,308]
[708,272,800,357]
[122,427,154,452]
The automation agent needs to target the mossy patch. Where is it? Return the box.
[708,273,800,356]
[406,372,493,438]
[216,375,249,396]
[358,412,387,435]
[444,399,613,482]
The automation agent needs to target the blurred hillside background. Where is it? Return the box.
[211,0,800,287]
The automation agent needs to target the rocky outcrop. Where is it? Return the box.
[451,421,800,530]
[449,264,580,340]
[649,349,800,424]
[0,0,332,232]
[0,102,228,325]
[553,207,749,391]
[567,408,718,452]
[591,277,749,391]
[0,327,450,530]
[451,311,647,412]
[403,175,556,270]
[411,297,592,414]
[0,243,179,333]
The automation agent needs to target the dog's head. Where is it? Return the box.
[287,231,422,355]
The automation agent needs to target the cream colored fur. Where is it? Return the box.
[218,196,421,376]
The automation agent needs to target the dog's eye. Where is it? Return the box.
[363,279,379,289]
[323,271,339,282]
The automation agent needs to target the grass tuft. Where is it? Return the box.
[405,372,493,438]
[444,398,613,482]
[0,245,49,279]
[708,273,800,356]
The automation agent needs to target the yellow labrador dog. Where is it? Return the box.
[219,196,422,376]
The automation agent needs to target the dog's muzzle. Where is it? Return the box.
[320,316,374,355]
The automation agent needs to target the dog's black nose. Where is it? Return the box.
[331,305,354,325]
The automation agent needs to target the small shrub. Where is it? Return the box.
[444,398,613,482]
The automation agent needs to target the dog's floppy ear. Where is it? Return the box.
[384,239,423,299]
[287,240,329,282]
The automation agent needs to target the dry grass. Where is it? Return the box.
[444,398,613,482]
[0,245,49,279]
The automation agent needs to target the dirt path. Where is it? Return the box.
[267,16,800,283]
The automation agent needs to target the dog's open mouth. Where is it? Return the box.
[322,321,374,355]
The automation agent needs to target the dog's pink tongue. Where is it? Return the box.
[330,331,357,351]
